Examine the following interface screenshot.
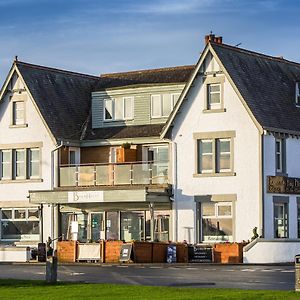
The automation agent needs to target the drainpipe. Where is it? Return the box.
[51,141,64,189]
[172,141,178,242]
[50,142,64,246]
[261,133,265,238]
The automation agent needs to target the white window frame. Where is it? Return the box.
[217,138,231,173]
[123,97,134,120]
[171,93,180,107]
[1,150,12,180]
[275,139,283,173]
[12,101,25,125]
[0,208,40,241]
[151,94,178,118]
[104,97,134,121]
[202,202,233,242]
[199,140,213,174]
[28,148,40,179]
[207,83,221,110]
[14,148,26,179]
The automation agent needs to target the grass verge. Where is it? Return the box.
[0,279,299,300]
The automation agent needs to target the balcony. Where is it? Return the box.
[59,161,169,187]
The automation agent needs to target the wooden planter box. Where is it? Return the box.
[176,243,188,263]
[152,242,168,263]
[104,240,124,263]
[132,242,153,263]
[213,243,245,263]
[57,241,77,263]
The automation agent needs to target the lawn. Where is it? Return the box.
[0,279,300,300]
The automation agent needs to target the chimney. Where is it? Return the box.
[205,33,223,45]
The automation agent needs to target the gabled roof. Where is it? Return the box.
[0,61,194,142]
[211,42,300,133]
[15,61,99,141]
[162,42,300,137]
[94,65,194,90]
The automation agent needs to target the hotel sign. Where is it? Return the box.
[267,176,300,194]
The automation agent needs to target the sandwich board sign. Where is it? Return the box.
[119,243,132,262]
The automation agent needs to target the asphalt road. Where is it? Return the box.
[0,263,295,291]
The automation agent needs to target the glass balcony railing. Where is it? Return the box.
[59,161,169,187]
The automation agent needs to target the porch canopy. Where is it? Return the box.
[29,186,172,210]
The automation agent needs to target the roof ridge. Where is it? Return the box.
[101,65,195,77]
[16,61,100,80]
[211,42,300,67]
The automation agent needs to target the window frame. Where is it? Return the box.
[203,76,225,112]
[194,131,235,177]
[11,99,27,127]
[201,201,233,243]
[273,201,289,238]
[151,93,179,118]
[104,97,134,121]
[0,208,40,241]
[275,138,286,175]
[0,146,41,181]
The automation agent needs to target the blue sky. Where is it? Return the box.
[0,0,300,84]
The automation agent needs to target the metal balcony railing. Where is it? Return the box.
[59,161,169,187]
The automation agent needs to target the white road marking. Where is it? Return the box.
[241,269,256,272]
[71,272,85,276]
[150,266,162,269]
[186,267,197,270]
[117,265,128,268]
[281,270,294,273]
[261,269,276,272]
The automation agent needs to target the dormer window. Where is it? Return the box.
[296,82,300,105]
[104,97,133,121]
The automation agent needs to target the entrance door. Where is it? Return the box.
[90,213,105,241]
[106,212,119,240]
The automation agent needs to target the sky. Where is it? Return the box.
[0,0,300,84]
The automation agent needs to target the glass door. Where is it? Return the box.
[274,203,288,238]
[90,213,105,242]
[120,211,145,242]
[106,212,119,240]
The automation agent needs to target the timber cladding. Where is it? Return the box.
[81,146,110,164]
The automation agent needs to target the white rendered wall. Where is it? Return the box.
[171,52,261,244]
[243,239,300,263]
[263,134,300,239]
[0,71,56,243]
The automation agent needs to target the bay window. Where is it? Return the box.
[202,202,233,242]
[0,208,40,241]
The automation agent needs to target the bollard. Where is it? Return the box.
[46,256,57,284]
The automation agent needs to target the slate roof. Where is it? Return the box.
[13,62,194,142]
[83,124,165,140]
[210,42,300,133]
[16,61,99,141]
[94,65,194,90]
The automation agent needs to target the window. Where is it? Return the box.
[275,138,285,174]
[151,93,180,118]
[0,208,40,241]
[0,147,40,180]
[198,140,213,173]
[297,202,300,238]
[15,149,25,179]
[296,82,300,105]
[274,202,288,238]
[104,97,133,121]
[196,134,234,175]
[207,83,221,109]
[28,148,40,178]
[202,202,233,242]
[1,150,11,179]
[12,101,25,125]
